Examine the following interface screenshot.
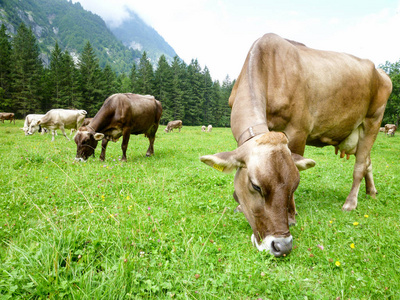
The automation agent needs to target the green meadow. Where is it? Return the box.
[1,121,399,299]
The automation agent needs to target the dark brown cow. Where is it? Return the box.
[200,33,392,256]
[0,113,15,124]
[164,120,182,133]
[74,93,162,162]
[384,124,397,136]
[81,118,93,127]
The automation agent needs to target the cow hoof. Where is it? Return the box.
[233,205,243,213]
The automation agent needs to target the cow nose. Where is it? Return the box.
[251,234,293,257]
[270,238,292,257]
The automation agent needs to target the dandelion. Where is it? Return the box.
[335,261,341,267]
[45,176,48,179]
[329,220,333,224]
[126,196,130,200]
[90,210,94,214]
[350,243,355,249]
[209,200,211,203]
[364,215,369,218]
[353,222,359,226]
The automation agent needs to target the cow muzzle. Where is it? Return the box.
[75,157,87,162]
[251,234,293,257]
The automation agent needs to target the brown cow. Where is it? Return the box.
[0,113,15,124]
[384,124,397,136]
[200,33,392,256]
[81,118,93,127]
[74,93,162,162]
[164,120,182,133]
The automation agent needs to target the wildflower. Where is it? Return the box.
[335,261,341,267]
[45,176,48,179]
[126,196,130,200]
[90,210,94,214]
[317,244,324,250]
[350,243,355,249]
[148,207,151,210]
[364,215,369,218]
[261,272,266,277]
[329,220,333,224]
[353,222,359,226]
[209,200,211,203]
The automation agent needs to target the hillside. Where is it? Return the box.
[108,9,177,64]
[0,0,177,73]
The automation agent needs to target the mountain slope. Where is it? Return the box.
[107,9,177,64]
[0,0,177,72]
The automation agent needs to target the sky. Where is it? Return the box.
[71,0,400,82]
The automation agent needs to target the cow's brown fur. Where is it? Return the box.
[164,120,182,133]
[0,113,15,124]
[74,93,162,161]
[201,33,392,256]
[384,124,397,136]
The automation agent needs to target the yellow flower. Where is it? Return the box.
[335,261,341,267]
[329,220,333,224]
[90,210,94,214]
[126,196,130,200]
[353,222,359,226]
[350,243,355,249]
[209,200,211,203]
[364,215,369,218]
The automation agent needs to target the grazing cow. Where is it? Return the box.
[164,120,182,133]
[81,118,93,127]
[21,114,45,135]
[379,127,385,132]
[201,125,206,132]
[200,33,392,257]
[207,125,213,132]
[74,93,162,162]
[0,112,15,124]
[384,124,397,136]
[28,109,87,141]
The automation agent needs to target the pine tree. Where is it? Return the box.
[0,24,12,112]
[154,55,172,123]
[202,66,214,126]
[78,41,103,115]
[60,50,80,109]
[169,56,185,121]
[136,51,154,95]
[186,59,204,125]
[10,23,43,117]
[101,64,117,99]
[129,63,138,92]
[49,41,64,108]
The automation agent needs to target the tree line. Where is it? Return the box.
[0,23,234,127]
[1,22,399,128]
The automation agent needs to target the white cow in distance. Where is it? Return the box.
[21,114,46,135]
[28,109,87,141]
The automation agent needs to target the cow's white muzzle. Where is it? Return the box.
[251,234,293,257]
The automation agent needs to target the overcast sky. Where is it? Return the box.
[71,0,400,82]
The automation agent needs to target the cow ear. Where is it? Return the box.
[93,133,104,140]
[200,150,245,173]
[291,153,316,171]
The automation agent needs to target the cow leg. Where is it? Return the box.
[342,118,380,211]
[146,135,156,157]
[288,194,297,226]
[59,126,70,141]
[51,130,56,141]
[121,129,131,162]
[100,139,109,161]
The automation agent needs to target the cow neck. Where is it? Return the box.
[237,123,270,146]
[231,98,269,147]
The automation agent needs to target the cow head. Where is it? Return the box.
[200,132,315,257]
[27,120,40,135]
[74,127,104,161]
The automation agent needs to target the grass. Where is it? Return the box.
[0,121,399,299]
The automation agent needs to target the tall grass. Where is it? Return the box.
[1,121,399,299]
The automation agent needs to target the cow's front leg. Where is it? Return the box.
[364,155,377,198]
[51,130,56,141]
[100,139,109,161]
[288,194,297,226]
[121,129,131,161]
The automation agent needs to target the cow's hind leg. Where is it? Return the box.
[121,128,131,162]
[145,125,158,157]
[59,126,70,141]
[342,119,380,211]
[100,139,109,161]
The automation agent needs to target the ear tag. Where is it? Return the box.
[212,164,225,172]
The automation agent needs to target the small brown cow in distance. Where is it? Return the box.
[384,124,397,136]
[0,112,15,124]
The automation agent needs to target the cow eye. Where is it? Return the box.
[251,182,262,193]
